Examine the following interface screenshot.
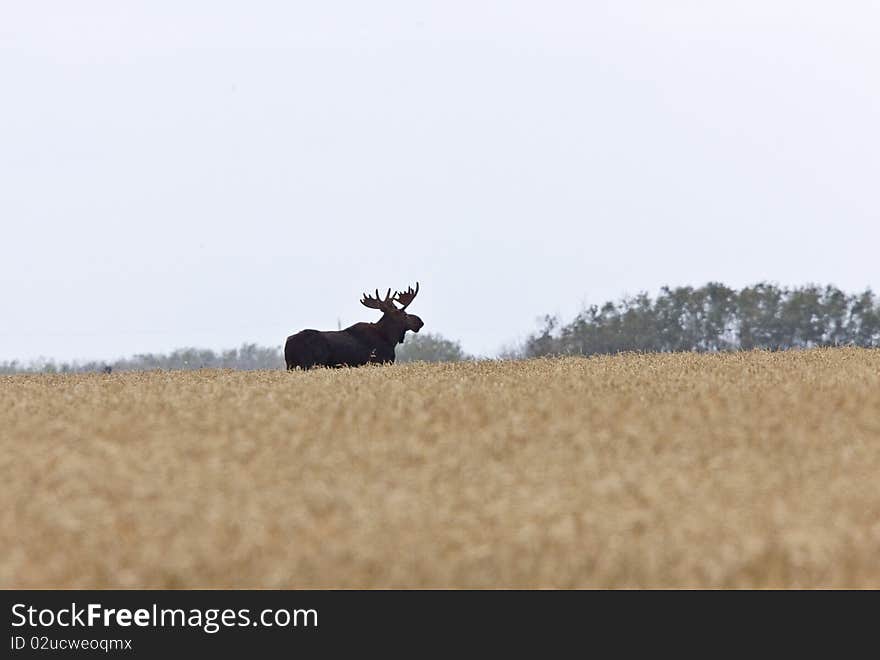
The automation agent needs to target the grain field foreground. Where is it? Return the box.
[3,349,880,588]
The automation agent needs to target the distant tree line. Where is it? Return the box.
[2,283,878,374]
[0,334,470,374]
[395,332,469,363]
[0,344,284,375]
[523,283,880,357]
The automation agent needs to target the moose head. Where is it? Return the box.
[360,283,424,344]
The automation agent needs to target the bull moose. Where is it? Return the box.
[284,283,424,370]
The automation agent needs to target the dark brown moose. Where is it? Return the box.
[285,283,424,370]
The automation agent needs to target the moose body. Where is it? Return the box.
[285,284,423,370]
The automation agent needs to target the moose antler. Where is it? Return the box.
[360,288,397,313]
[393,282,419,310]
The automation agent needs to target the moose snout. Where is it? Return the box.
[409,315,424,332]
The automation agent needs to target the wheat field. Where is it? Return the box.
[2,348,880,588]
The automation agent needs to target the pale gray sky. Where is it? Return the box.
[2,1,878,362]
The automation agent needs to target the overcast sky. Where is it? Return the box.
[2,1,878,362]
